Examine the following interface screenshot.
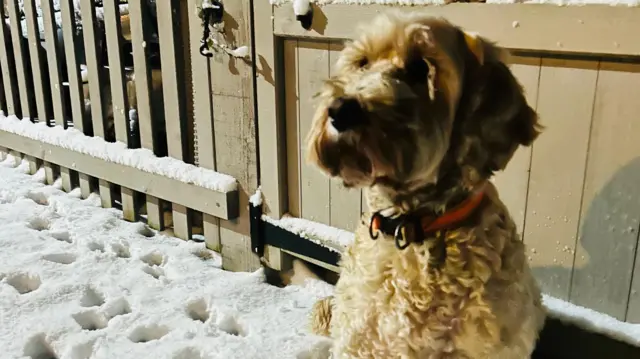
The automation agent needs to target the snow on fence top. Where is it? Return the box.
[271,0,640,6]
[0,115,238,193]
[262,215,355,252]
[543,295,640,347]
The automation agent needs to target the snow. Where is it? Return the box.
[249,187,263,207]
[262,214,355,252]
[202,0,223,9]
[543,295,640,347]
[293,0,312,14]
[228,46,251,59]
[270,0,640,6]
[0,115,238,193]
[0,158,334,359]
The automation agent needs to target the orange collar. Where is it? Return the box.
[368,186,486,249]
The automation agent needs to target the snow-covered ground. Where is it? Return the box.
[0,155,333,359]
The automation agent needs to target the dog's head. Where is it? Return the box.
[306,11,541,195]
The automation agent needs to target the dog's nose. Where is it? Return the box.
[327,97,365,132]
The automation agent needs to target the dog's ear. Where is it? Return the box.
[458,32,542,174]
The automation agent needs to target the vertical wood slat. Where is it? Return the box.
[569,62,640,321]
[41,0,67,127]
[79,0,107,138]
[298,41,330,225]
[26,155,42,175]
[6,0,35,118]
[156,0,188,161]
[328,41,360,231]
[103,0,129,143]
[44,162,57,185]
[79,173,93,199]
[60,167,73,192]
[187,0,219,250]
[23,0,51,123]
[129,0,162,226]
[60,0,87,132]
[525,59,598,300]
[128,0,157,152]
[0,3,18,115]
[492,56,542,239]
[179,0,195,165]
[172,204,193,241]
[98,179,113,208]
[210,0,260,271]
[156,0,193,239]
[284,39,300,217]
[146,195,165,230]
[121,187,138,222]
[255,0,286,219]
[203,214,220,252]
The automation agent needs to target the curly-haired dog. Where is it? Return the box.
[305,10,545,359]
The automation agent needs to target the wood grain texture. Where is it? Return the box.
[284,39,300,218]
[44,162,57,185]
[128,0,157,152]
[0,2,19,115]
[492,56,541,239]
[172,204,193,240]
[60,167,72,192]
[98,179,113,208]
[78,173,93,199]
[103,0,129,143]
[186,0,219,251]
[255,0,287,218]
[145,195,164,230]
[569,62,640,321]
[297,41,330,225]
[273,4,640,56]
[121,187,137,222]
[80,0,107,138]
[156,0,189,161]
[23,0,51,123]
[525,58,598,300]
[26,155,42,175]
[209,0,259,271]
[41,0,67,127]
[6,0,35,118]
[60,0,88,132]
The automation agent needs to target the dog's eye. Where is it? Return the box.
[357,58,368,68]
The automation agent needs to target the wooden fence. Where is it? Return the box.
[0,0,259,272]
[255,2,640,324]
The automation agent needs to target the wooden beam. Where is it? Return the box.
[273,4,640,56]
[0,130,239,220]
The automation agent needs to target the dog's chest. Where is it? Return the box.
[337,228,503,358]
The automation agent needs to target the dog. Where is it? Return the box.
[305,10,545,359]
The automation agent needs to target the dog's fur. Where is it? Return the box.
[305,10,545,359]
